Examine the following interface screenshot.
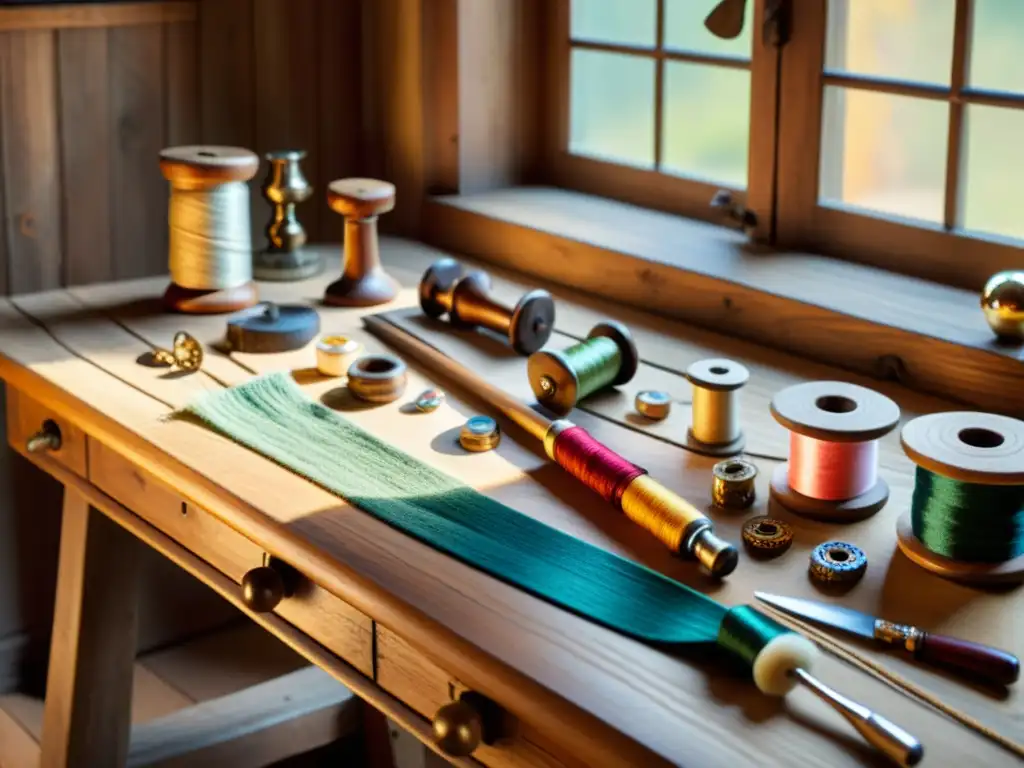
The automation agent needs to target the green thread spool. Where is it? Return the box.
[899,411,1024,585]
[910,467,1024,563]
[527,321,639,416]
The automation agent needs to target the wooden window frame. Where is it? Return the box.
[542,0,780,238]
[775,0,1024,290]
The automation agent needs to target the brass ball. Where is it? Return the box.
[981,270,1024,342]
[432,700,482,757]
[240,566,285,613]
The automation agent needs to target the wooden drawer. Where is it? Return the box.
[89,439,374,678]
[6,387,88,477]
[376,626,568,768]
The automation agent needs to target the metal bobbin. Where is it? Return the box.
[420,258,555,356]
[347,354,408,403]
[254,149,322,281]
[711,459,757,509]
[685,358,748,456]
[460,416,501,452]
[741,516,793,558]
[809,541,868,586]
[527,321,639,416]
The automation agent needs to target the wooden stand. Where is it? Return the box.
[769,381,900,521]
[323,179,400,307]
[898,411,1024,584]
[159,146,261,314]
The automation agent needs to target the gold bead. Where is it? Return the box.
[981,270,1024,342]
[432,700,483,757]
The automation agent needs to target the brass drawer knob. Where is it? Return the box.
[26,420,62,454]
[241,557,299,613]
[432,691,503,757]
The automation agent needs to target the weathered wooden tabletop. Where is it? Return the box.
[0,238,1018,767]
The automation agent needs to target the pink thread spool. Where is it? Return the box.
[769,381,900,522]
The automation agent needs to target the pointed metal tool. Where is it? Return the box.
[755,592,1020,687]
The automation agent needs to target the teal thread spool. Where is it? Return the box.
[527,321,639,416]
[898,411,1024,585]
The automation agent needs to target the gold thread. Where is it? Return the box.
[619,474,705,552]
[691,387,741,445]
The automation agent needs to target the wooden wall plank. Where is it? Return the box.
[423,0,459,194]
[317,0,363,244]
[109,23,168,279]
[58,27,114,286]
[165,21,200,146]
[253,0,320,246]
[0,30,63,293]
[0,2,197,33]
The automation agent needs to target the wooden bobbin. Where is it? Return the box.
[324,179,400,307]
[898,411,1024,585]
[769,381,899,522]
[419,258,555,355]
[160,146,260,314]
[685,358,748,456]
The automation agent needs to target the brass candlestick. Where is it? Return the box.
[253,150,322,282]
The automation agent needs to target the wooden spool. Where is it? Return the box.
[898,411,1024,585]
[159,146,260,314]
[685,358,748,457]
[769,381,899,522]
[323,179,400,307]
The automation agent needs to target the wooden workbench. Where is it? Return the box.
[0,239,1018,767]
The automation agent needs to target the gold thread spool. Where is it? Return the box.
[685,358,748,456]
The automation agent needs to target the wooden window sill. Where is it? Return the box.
[421,186,1024,416]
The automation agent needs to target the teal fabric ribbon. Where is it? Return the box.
[182,373,786,657]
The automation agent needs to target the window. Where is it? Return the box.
[546,0,1024,290]
[545,0,779,231]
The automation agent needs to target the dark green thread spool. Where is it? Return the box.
[910,467,1024,563]
[899,411,1024,584]
[527,321,639,416]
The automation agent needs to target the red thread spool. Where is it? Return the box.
[770,381,899,522]
[549,425,645,508]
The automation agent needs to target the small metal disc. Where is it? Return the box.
[316,335,363,377]
[460,416,501,452]
[415,388,445,413]
[809,540,868,585]
[741,516,793,557]
[635,390,672,421]
[509,290,555,355]
[225,302,321,353]
[172,332,204,371]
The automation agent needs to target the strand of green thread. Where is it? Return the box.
[561,336,623,400]
[911,465,1024,563]
[717,606,789,668]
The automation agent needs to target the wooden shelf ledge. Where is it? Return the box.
[0,2,196,32]
[423,187,1024,416]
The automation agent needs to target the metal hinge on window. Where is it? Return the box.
[763,0,791,47]
[710,190,758,236]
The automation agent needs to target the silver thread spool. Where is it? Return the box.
[685,358,748,456]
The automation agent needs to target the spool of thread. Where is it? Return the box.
[769,381,900,522]
[527,321,638,416]
[898,411,1024,585]
[159,146,261,314]
[685,359,748,456]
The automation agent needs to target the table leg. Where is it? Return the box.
[40,486,142,767]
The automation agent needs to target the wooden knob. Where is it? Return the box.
[418,259,555,356]
[323,178,399,307]
[241,558,299,613]
[431,691,503,757]
[26,420,62,454]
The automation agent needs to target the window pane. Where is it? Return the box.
[662,62,749,188]
[968,0,1024,94]
[664,0,752,58]
[962,105,1024,241]
[825,0,956,86]
[570,0,656,48]
[819,87,948,224]
[569,50,655,168]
